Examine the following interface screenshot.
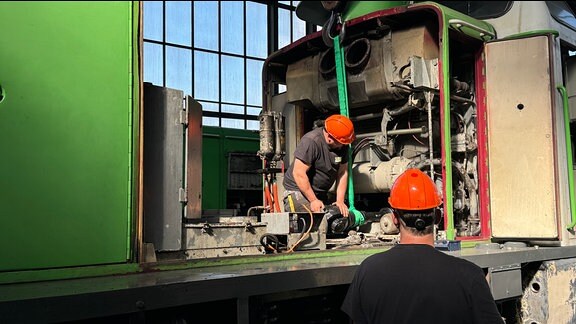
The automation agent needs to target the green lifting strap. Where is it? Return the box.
[333,35,365,227]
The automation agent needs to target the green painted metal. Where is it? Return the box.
[461,240,490,249]
[202,126,260,210]
[427,3,496,240]
[0,245,388,285]
[0,2,137,271]
[557,86,576,230]
[414,3,499,240]
[147,247,389,272]
[407,2,498,240]
[343,1,408,21]
[433,3,495,40]
[0,263,141,285]
[411,2,495,41]
[501,30,560,41]
[129,2,141,261]
[407,3,459,239]
[440,8,456,240]
[341,2,496,42]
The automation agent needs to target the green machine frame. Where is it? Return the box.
[0,2,140,272]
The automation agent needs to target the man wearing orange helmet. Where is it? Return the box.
[341,168,504,323]
[283,114,355,217]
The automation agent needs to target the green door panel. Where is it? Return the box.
[202,127,260,210]
[0,2,136,271]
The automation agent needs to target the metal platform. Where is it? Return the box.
[2,244,576,323]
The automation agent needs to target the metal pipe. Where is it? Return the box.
[450,94,476,105]
[387,126,427,136]
[426,91,434,177]
[355,126,427,140]
[273,113,285,162]
[388,101,419,117]
[407,158,441,170]
[351,112,383,121]
[356,131,381,139]
[261,50,285,113]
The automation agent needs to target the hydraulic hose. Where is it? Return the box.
[333,34,364,227]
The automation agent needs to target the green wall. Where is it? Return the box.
[202,127,261,210]
[0,2,138,271]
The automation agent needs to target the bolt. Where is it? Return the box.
[135,300,145,310]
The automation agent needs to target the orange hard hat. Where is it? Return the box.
[325,114,356,144]
[388,168,442,210]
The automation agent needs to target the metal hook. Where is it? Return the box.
[322,11,346,47]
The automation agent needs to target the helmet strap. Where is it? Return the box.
[397,211,434,231]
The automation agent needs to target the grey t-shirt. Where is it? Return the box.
[283,128,349,196]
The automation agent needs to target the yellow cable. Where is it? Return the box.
[288,194,295,212]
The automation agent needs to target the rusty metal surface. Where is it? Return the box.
[519,258,576,324]
[183,221,267,257]
[186,97,203,219]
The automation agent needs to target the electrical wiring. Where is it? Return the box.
[287,204,314,253]
[351,137,391,163]
[260,234,282,253]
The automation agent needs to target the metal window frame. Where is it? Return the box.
[142,1,315,130]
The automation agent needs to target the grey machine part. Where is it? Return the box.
[262,212,328,251]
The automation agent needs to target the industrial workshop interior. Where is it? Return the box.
[4,1,576,323]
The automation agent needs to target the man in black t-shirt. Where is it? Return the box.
[341,168,504,324]
[283,114,355,216]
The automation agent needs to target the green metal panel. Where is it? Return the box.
[297,1,409,26]
[202,127,260,210]
[343,1,409,21]
[202,130,225,210]
[0,2,137,271]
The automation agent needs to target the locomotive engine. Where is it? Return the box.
[259,5,483,245]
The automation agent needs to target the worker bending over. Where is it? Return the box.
[282,114,355,217]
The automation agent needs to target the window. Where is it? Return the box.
[143,1,310,130]
[547,1,576,32]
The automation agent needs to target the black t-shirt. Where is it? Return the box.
[283,127,348,194]
[341,244,504,324]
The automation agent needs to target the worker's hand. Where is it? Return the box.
[334,201,349,217]
[310,199,325,213]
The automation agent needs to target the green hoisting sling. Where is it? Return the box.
[333,35,365,227]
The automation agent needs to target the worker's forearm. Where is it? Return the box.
[294,174,318,202]
[335,165,348,202]
[336,180,347,202]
